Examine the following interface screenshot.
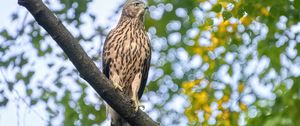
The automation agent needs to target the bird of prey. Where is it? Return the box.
[102,0,151,125]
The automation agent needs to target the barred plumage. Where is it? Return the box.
[102,0,151,126]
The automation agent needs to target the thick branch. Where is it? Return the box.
[18,0,159,125]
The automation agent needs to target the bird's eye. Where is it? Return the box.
[134,3,139,6]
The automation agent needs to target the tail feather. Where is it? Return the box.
[107,104,130,126]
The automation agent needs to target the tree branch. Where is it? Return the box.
[18,0,159,125]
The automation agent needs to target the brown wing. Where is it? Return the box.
[102,57,110,79]
[137,51,151,99]
[102,31,113,79]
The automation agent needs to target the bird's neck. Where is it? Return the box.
[117,15,145,29]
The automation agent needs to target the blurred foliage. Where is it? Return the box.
[0,0,300,125]
[145,0,300,125]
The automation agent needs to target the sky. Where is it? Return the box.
[0,0,123,126]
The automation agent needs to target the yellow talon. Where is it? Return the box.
[131,97,140,111]
[113,83,123,91]
[131,97,145,111]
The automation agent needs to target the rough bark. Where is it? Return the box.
[18,0,159,125]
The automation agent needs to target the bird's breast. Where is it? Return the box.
[122,41,143,59]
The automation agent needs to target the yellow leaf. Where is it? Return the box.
[222,95,229,102]
[225,120,231,126]
[182,79,202,94]
[231,23,238,32]
[212,36,219,45]
[204,104,211,113]
[192,46,203,55]
[218,20,230,33]
[209,62,215,70]
[207,47,214,51]
[261,7,269,16]
[204,112,211,120]
[238,83,244,93]
[223,111,229,119]
[185,107,198,122]
[195,92,208,105]
[240,16,252,26]
[203,55,209,62]
[216,12,222,18]
[217,100,225,111]
[219,2,228,8]
[239,103,248,111]
[216,112,223,119]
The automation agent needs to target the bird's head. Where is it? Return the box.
[122,0,148,19]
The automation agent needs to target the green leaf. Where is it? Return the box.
[16,72,23,81]
[258,41,286,73]
[205,18,214,26]
[237,7,246,18]
[222,11,232,20]
[27,71,34,78]
[42,91,49,102]
[19,58,28,67]
[45,45,53,53]
[162,62,172,75]
[23,71,34,84]
[0,60,10,67]
[7,81,14,91]
[212,4,222,12]
[0,29,14,40]
[0,97,8,107]
[228,66,233,76]
[269,4,282,18]
[296,43,300,55]
[0,45,9,52]
[46,106,56,115]
[27,89,33,96]
[30,99,38,106]
[295,0,300,9]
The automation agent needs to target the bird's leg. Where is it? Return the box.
[131,95,145,111]
[131,95,140,111]
[131,73,143,111]
[111,74,123,91]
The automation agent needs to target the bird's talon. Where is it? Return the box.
[131,97,140,111]
[113,83,123,91]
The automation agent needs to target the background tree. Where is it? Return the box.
[0,0,300,125]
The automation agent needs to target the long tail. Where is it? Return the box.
[106,104,130,126]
